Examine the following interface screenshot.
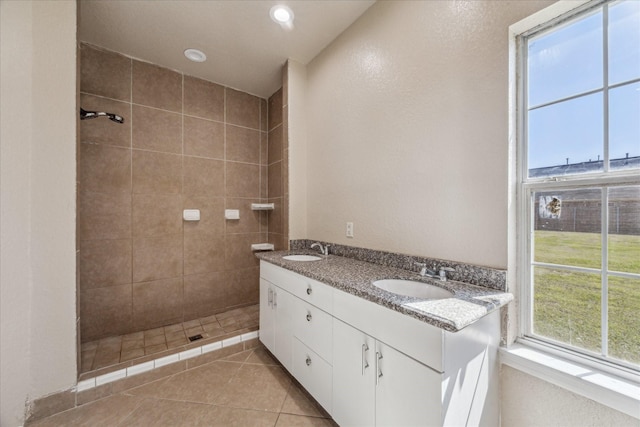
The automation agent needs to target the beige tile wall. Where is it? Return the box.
[79,44,280,342]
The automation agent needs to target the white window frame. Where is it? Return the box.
[506,0,640,419]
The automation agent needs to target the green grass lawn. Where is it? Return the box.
[533,230,640,365]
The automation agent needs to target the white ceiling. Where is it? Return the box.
[79,0,376,99]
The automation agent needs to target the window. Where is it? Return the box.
[518,0,640,371]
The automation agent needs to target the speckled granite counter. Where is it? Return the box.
[256,250,513,332]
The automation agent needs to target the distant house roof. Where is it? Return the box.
[529,155,640,178]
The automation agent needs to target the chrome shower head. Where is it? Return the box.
[80,108,124,124]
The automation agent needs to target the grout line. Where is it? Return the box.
[129,56,135,338]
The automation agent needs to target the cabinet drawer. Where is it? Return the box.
[292,338,332,414]
[260,261,333,313]
[292,300,332,363]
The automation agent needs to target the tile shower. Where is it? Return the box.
[78,44,286,374]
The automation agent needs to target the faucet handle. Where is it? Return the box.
[324,245,330,255]
[438,267,455,281]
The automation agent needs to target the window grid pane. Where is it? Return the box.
[532,266,602,354]
[522,0,640,370]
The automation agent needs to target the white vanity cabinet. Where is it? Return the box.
[260,261,500,427]
[259,261,334,412]
[333,287,500,427]
[259,278,294,371]
[333,319,442,427]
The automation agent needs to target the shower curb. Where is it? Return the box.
[77,330,259,392]
[25,331,259,424]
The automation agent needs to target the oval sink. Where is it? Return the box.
[373,279,454,300]
[282,255,322,262]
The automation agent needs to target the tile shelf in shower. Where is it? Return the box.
[250,203,274,210]
[251,243,274,251]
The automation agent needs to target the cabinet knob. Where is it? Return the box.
[306,312,312,322]
[306,285,312,295]
[306,356,312,366]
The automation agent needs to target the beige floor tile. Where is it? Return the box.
[164,323,184,333]
[144,327,165,338]
[165,330,186,342]
[200,314,218,325]
[275,414,336,427]
[144,333,166,347]
[122,398,278,426]
[121,348,145,362]
[82,340,99,351]
[122,339,144,351]
[145,343,167,355]
[182,319,201,329]
[126,360,241,404]
[221,349,253,363]
[214,364,291,412]
[92,351,120,370]
[218,317,241,331]
[185,326,205,337]
[281,383,326,418]
[27,394,144,427]
[215,307,244,320]
[80,354,95,373]
[245,347,280,366]
[122,331,144,341]
[167,338,188,349]
[202,322,225,335]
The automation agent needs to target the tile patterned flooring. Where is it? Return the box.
[29,345,337,426]
[81,304,260,376]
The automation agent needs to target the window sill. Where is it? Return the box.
[500,341,640,419]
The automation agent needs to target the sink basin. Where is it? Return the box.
[282,255,322,262]
[373,279,454,300]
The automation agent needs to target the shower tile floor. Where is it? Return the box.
[81,304,260,378]
[29,344,336,426]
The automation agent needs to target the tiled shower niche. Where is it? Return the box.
[79,44,285,343]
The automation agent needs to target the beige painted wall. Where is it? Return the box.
[1,1,78,425]
[287,60,308,240]
[303,0,555,269]
[293,0,635,424]
[501,365,638,426]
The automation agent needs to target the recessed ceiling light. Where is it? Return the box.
[270,5,294,25]
[184,48,206,63]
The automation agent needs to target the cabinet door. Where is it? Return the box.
[332,319,375,427]
[273,286,293,371]
[375,341,441,427]
[259,279,275,353]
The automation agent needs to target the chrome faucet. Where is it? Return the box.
[311,242,330,256]
[414,263,455,281]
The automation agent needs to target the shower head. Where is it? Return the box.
[80,108,125,124]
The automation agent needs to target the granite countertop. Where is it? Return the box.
[256,250,513,333]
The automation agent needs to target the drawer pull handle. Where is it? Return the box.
[306,356,312,366]
[306,285,312,295]
[268,288,273,307]
[362,343,369,376]
[376,351,383,385]
[306,312,312,322]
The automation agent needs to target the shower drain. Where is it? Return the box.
[188,334,203,342]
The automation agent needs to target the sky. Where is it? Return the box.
[527,0,640,171]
